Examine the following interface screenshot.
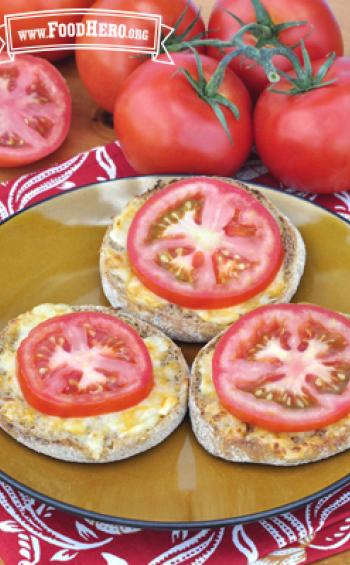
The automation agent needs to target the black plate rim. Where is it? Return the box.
[1,464,350,531]
[1,174,350,530]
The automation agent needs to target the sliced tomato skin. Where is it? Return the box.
[0,55,71,167]
[127,178,284,310]
[16,312,154,418]
[212,304,350,432]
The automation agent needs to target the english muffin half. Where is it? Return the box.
[0,304,189,463]
[100,177,305,342]
[190,303,350,466]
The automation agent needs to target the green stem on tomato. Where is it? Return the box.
[225,0,307,50]
[170,0,307,54]
[171,0,337,139]
[265,41,337,94]
[160,1,207,54]
[179,48,242,143]
[179,44,279,144]
[168,22,262,53]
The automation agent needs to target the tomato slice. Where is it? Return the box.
[17,312,154,418]
[0,55,71,167]
[127,178,284,309]
[212,304,350,432]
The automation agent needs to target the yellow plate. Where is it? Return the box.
[1,176,350,529]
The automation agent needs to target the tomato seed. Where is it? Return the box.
[0,132,26,148]
[159,253,170,263]
[68,379,79,387]
[25,116,53,139]
[26,78,53,104]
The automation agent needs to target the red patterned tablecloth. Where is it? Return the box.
[1,142,350,565]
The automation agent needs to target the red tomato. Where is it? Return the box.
[17,312,154,418]
[0,1,95,62]
[208,0,343,97]
[254,56,350,194]
[0,55,71,167]
[127,178,284,309]
[213,303,350,432]
[114,53,253,176]
[76,0,205,112]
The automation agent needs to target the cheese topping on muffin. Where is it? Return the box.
[0,304,184,461]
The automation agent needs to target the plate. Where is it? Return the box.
[1,176,350,529]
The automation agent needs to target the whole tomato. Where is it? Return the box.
[254,57,350,194]
[0,0,95,62]
[114,53,253,176]
[76,0,205,113]
[208,0,343,97]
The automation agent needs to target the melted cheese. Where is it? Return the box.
[198,351,216,398]
[109,202,140,247]
[104,249,131,283]
[126,277,166,308]
[196,269,285,323]
[0,304,184,461]
[105,197,287,324]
